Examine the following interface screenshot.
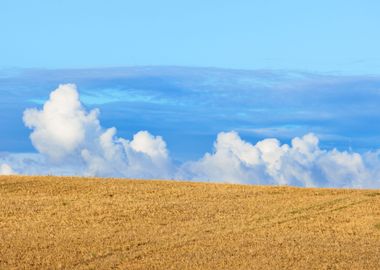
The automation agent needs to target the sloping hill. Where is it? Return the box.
[1,176,380,269]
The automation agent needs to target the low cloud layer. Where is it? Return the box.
[179,132,378,188]
[1,84,380,188]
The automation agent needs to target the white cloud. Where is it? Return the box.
[0,163,16,175]
[0,83,377,188]
[23,84,100,161]
[130,131,168,160]
[179,132,380,188]
[21,84,173,179]
[80,128,172,178]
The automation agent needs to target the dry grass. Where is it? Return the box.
[1,176,380,269]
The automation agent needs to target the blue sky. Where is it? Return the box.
[1,1,380,73]
[1,2,380,187]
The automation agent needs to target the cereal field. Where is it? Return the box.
[1,176,380,269]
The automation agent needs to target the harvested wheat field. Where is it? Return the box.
[1,176,380,269]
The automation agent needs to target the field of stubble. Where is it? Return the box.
[1,175,380,269]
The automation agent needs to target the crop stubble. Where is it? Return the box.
[0,176,380,269]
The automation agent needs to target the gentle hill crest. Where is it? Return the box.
[1,175,380,269]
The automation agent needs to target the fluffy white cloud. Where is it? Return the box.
[23,84,100,161]
[179,132,380,188]
[0,163,16,175]
[80,128,172,178]
[130,131,168,160]
[21,84,173,179]
[0,83,378,188]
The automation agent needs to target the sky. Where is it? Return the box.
[1,1,380,188]
[1,1,380,73]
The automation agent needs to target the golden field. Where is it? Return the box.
[1,176,380,269]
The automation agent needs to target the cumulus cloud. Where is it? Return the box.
[21,84,173,179]
[80,128,172,178]
[0,83,378,188]
[23,84,100,161]
[179,132,380,188]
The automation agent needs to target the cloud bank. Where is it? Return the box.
[180,132,378,188]
[1,83,380,188]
